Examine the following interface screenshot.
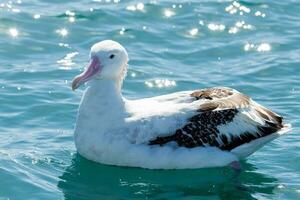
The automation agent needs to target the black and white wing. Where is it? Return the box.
[149,87,286,156]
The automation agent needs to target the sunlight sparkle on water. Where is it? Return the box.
[12,8,20,13]
[126,3,144,12]
[244,43,255,51]
[57,52,79,69]
[235,21,245,27]
[228,27,238,34]
[33,14,40,19]
[65,10,76,22]
[189,28,198,36]
[131,72,136,77]
[145,79,176,88]
[257,43,271,52]
[119,27,126,35]
[244,43,271,52]
[58,43,70,48]
[65,10,75,16]
[164,9,175,18]
[228,20,253,34]
[8,28,18,37]
[225,1,251,15]
[69,17,75,23]
[208,24,225,31]
[56,28,68,37]
[255,11,266,17]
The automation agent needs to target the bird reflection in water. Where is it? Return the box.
[58,154,277,200]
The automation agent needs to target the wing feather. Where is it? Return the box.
[149,87,284,151]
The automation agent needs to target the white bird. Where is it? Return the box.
[72,40,290,169]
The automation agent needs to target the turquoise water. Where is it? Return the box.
[0,0,299,199]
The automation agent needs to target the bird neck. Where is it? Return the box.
[91,77,121,93]
[78,79,125,120]
[85,78,124,106]
[74,78,126,144]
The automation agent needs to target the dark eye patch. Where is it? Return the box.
[109,54,115,59]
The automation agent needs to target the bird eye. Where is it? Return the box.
[109,54,115,59]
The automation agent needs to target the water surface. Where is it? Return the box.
[0,0,300,199]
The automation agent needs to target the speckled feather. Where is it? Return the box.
[149,87,283,151]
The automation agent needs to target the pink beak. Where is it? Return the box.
[72,57,101,91]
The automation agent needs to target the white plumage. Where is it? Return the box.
[72,40,290,169]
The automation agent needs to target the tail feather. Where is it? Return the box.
[256,105,283,128]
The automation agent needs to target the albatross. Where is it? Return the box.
[71,40,290,169]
